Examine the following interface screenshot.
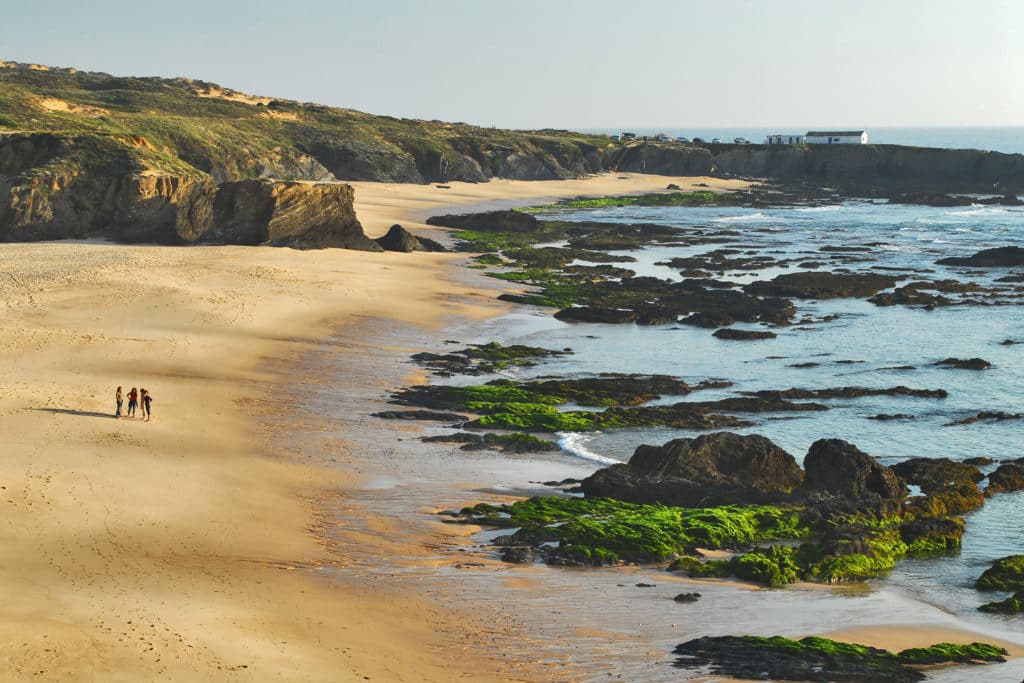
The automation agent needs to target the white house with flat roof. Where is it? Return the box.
[765,134,804,145]
[805,130,868,144]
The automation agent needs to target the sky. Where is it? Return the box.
[2,0,1022,129]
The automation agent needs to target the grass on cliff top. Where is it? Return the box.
[0,66,613,182]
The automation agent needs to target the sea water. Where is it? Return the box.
[459,199,1024,633]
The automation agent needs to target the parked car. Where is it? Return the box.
[676,136,690,143]
[711,137,721,144]
[734,137,749,144]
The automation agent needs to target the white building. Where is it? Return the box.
[805,130,868,144]
[765,134,805,145]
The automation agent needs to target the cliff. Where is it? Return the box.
[711,144,1024,193]
[3,60,1023,246]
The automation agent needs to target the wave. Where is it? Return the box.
[944,207,1009,217]
[711,212,768,223]
[557,432,621,465]
[795,205,843,213]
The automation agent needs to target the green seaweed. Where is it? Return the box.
[976,555,1024,590]
[897,641,1007,663]
[979,590,1024,614]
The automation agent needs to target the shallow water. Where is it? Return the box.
[305,199,1024,680]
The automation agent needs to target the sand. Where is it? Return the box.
[1,172,1014,682]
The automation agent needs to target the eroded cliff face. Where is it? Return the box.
[212,179,380,250]
[0,133,378,249]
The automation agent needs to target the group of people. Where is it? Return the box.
[115,386,154,421]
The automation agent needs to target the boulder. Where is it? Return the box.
[801,439,905,507]
[936,246,1024,268]
[373,224,445,252]
[212,180,380,250]
[580,432,804,507]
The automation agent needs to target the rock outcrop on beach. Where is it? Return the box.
[580,432,805,507]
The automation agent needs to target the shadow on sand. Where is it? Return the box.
[35,408,119,419]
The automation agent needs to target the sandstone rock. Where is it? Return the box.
[890,457,985,516]
[212,179,379,250]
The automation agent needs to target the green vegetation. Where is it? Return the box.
[0,65,616,185]
[517,191,747,213]
[459,497,807,565]
[979,590,1024,614]
[975,555,1024,590]
[897,642,1008,664]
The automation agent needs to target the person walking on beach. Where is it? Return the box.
[115,386,123,418]
[127,387,138,418]
[139,388,147,420]
[142,389,153,422]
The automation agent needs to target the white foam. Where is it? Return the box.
[557,432,621,465]
[946,207,1009,217]
[711,212,767,223]
[795,205,843,213]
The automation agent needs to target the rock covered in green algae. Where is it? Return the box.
[979,590,1024,613]
[672,635,1006,682]
[976,555,1024,590]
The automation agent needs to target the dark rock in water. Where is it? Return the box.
[936,246,1024,268]
[945,410,1024,426]
[634,306,678,325]
[673,592,701,603]
[666,183,681,190]
[985,463,1024,497]
[1001,338,1020,345]
[501,547,537,563]
[540,478,581,487]
[374,223,447,252]
[934,357,992,370]
[678,311,736,328]
[712,327,777,340]
[888,192,978,207]
[890,457,985,516]
[580,432,804,507]
[744,271,898,299]
[635,582,656,587]
[426,209,541,233]
[869,413,915,421]
[743,385,948,400]
[801,439,905,508]
[976,555,1024,590]
[554,307,637,324]
[788,362,820,368]
[964,456,995,466]
[869,285,953,308]
[979,590,1024,613]
[374,409,467,422]
[422,431,559,454]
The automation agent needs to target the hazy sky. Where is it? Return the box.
[3,0,1022,129]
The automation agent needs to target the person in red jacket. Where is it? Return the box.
[127,387,138,417]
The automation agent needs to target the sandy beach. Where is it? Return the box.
[1,171,1017,682]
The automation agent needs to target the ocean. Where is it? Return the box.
[420,197,1024,679]
[578,127,1024,155]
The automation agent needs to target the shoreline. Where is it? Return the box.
[1,172,1018,681]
